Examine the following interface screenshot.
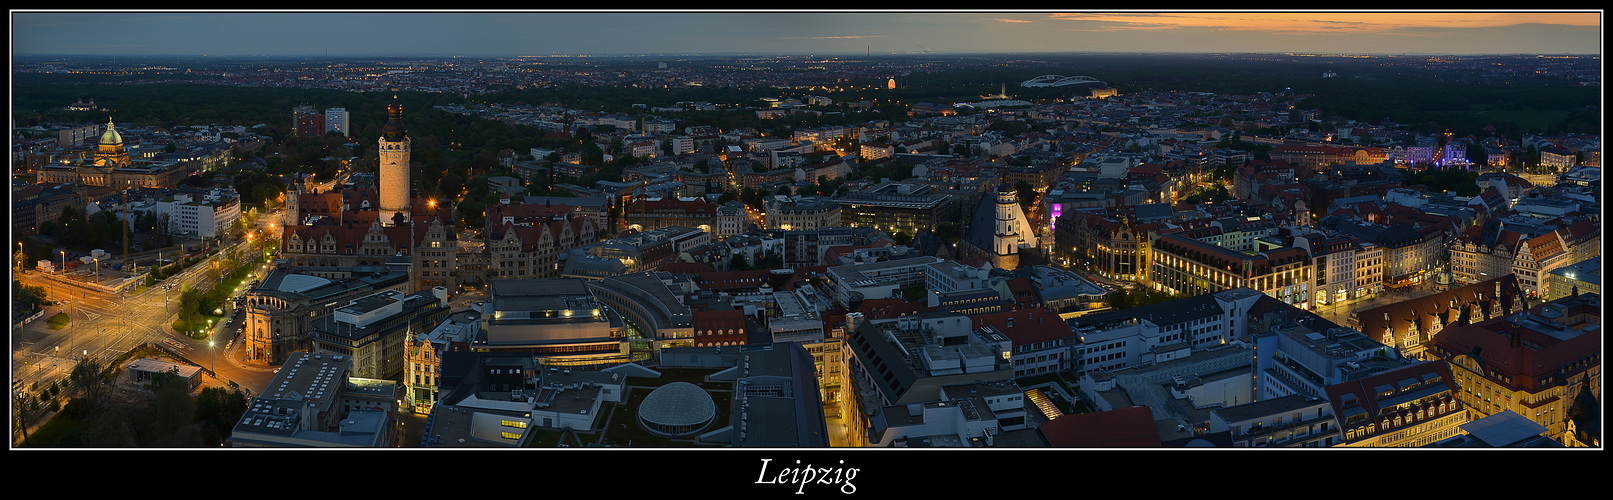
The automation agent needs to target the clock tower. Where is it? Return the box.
[379,95,412,226]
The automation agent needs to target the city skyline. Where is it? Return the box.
[10,10,1604,58]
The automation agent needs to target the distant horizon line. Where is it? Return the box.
[14,51,1601,59]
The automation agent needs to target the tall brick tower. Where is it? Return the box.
[378,94,411,226]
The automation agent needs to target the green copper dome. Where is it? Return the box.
[99,119,123,145]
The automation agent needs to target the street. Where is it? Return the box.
[1314,280,1443,328]
[12,222,282,403]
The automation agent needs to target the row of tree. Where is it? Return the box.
[15,355,250,447]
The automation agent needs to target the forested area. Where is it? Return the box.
[12,54,1597,232]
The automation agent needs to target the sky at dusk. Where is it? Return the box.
[10,10,1605,58]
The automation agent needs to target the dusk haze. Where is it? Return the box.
[9,9,1602,462]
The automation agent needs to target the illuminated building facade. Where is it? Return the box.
[1545,256,1599,301]
[1149,233,1315,309]
[835,181,952,235]
[378,96,412,226]
[763,195,841,231]
[1348,275,1529,360]
[309,288,452,381]
[957,183,1037,271]
[1053,211,1154,282]
[404,311,479,414]
[1270,145,1388,170]
[243,266,411,365]
[1425,293,1601,447]
[1325,361,1468,447]
[35,119,195,190]
[621,196,717,233]
[586,272,694,357]
[474,278,633,368]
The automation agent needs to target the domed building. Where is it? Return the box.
[636,381,718,437]
[35,118,193,191]
[94,119,132,168]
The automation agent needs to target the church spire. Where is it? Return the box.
[382,93,407,142]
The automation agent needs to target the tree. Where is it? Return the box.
[1015,181,1038,214]
[194,386,249,447]
[177,285,205,335]
[70,356,108,407]
[14,280,51,314]
[79,405,139,447]
[755,250,783,270]
[934,222,962,243]
[148,370,195,435]
[891,231,914,246]
[13,391,39,446]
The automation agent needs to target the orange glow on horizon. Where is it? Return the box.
[1046,12,1601,33]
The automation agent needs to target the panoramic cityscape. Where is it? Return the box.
[8,10,1602,456]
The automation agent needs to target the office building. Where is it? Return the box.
[839,312,1013,445]
[228,352,398,447]
[325,107,349,137]
[1210,394,1339,447]
[309,288,453,380]
[836,180,953,235]
[293,104,325,139]
[826,256,943,308]
[473,278,633,368]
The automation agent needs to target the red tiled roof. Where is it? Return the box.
[971,307,1072,345]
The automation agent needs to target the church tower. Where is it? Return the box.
[992,184,1025,270]
[378,95,412,226]
[283,174,304,227]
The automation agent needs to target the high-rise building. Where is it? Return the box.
[378,96,411,226]
[325,107,350,137]
[293,104,325,139]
